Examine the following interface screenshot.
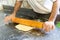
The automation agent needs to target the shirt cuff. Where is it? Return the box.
[53,0,56,2]
[17,0,23,1]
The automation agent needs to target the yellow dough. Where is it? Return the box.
[15,24,34,31]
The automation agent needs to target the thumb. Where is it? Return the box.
[52,24,55,30]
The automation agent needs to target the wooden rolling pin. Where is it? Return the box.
[12,17,44,29]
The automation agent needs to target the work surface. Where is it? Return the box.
[0,10,60,40]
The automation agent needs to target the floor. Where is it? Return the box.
[0,10,60,40]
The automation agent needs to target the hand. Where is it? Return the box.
[42,21,55,32]
[4,12,15,23]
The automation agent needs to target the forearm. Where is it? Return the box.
[48,1,57,22]
[13,0,23,15]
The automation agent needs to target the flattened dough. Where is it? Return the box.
[15,24,34,31]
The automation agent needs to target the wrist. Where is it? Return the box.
[48,19,55,22]
[10,13,15,17]
[46,21,54,23]
[12,11,16,15]
[13,11,17,14]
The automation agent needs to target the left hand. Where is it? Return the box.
[42,21,55,32]
[4,12,15,23]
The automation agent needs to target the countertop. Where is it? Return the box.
[0,10,60,40]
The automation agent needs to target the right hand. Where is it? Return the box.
[42,21,55,32]
[4,12,16,23]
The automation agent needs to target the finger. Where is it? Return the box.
[44,24,49,32]
[45,24,52,32]
[52,25,55,30]
[42,23,46,30]
[45,25,50,32]
[48,24,52,31]
[42,23,50,32]
[4,17,9,23]
[4,17,8,22]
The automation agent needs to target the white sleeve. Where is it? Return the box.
[53,0,56,2]
[51,0,56,2]
[17,0,23,1]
